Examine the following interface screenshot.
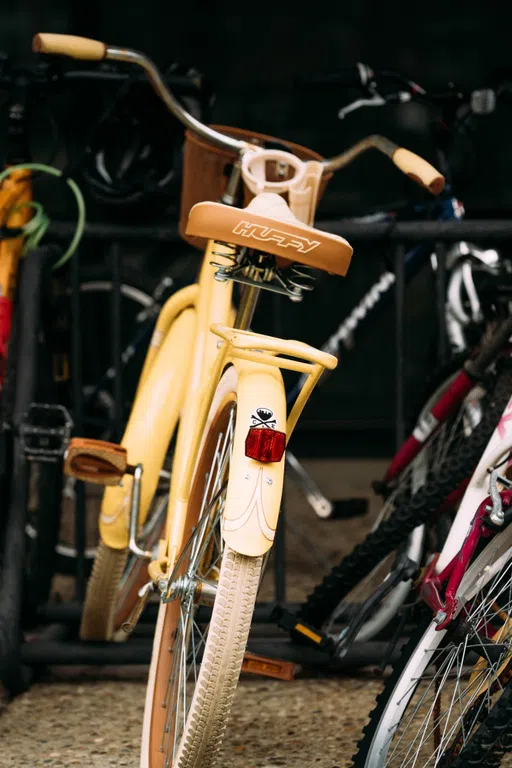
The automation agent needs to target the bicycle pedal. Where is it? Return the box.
[19,403,73,462]
[121,581,155,635]
[242,652,297,680]
[64,437,132,485]
[270,605,335,654]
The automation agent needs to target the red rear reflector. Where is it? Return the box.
[245,427,286,463]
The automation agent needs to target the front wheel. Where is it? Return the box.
[141,366,266,768]
[351,521,512,767]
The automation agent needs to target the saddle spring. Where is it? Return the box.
[210,240,317,302]
[210,241,241,271]
[285,263,316,293]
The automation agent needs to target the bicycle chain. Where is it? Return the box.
[298,362,512,628]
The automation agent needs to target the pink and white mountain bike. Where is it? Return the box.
[350,354,512,766]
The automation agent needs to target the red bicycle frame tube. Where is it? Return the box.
[420,488,512,630]
[0,295,13,381]
[384,369,475,483]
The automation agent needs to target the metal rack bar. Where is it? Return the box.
[394,243,406,447]
[20,634,405,669]
[36,600,301,625]
[46,218,512,243]
[70,247,86,601]
[110,241,123,442]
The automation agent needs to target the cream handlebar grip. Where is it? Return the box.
[33,33,107,61]
[392,148,445,196]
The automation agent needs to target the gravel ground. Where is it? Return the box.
[1,669,382,767]
[4,458,387,767]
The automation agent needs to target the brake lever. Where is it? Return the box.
[338,93,385,119]
[338,90,412,119]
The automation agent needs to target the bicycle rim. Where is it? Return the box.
[356,522,512,767]
[142,368,262,767]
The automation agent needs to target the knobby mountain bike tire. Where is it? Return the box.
[298,360,512,630]
[0,247,52,695]
[451,683,512,767]
[351,611,512,767]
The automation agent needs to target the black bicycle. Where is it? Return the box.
[0,53,208,695]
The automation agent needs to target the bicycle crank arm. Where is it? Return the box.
[128,463,152,560]
[285,450,333,518]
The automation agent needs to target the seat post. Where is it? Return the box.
[220,158,262,331]
[234,281,261,331]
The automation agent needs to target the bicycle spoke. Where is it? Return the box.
[159,403,236,766]
[382,553,512,766]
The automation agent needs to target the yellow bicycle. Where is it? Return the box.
[33,32,444,768]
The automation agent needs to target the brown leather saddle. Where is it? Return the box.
[186,192,353,277]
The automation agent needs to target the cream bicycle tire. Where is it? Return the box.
[79,543,127,640]
[80,492,168,641]
[141,366,265,768]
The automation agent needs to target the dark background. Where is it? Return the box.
[2,2,512,456]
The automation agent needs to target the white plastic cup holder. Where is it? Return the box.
[241,148,306,196]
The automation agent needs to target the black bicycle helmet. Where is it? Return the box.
[81,62,215,218]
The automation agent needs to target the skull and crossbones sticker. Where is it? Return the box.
[250,407,277,429]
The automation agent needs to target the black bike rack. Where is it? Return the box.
[16,216,512,672]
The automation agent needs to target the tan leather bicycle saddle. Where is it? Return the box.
[186,193,353,277]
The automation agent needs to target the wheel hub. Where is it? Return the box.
[164,574,218,606]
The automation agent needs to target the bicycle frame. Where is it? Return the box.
[98,241,231,552]
[100,234,337,575]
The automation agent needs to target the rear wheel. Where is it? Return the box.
[141,366,264,768]
[79,489,168,641]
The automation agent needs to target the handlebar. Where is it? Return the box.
[298,61,507,123]
[34,33,107,61]
[33,34,445,196]
[323,136,444,194]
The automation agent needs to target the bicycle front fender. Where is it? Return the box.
[222,357,287,557]
[100,306,196,549]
